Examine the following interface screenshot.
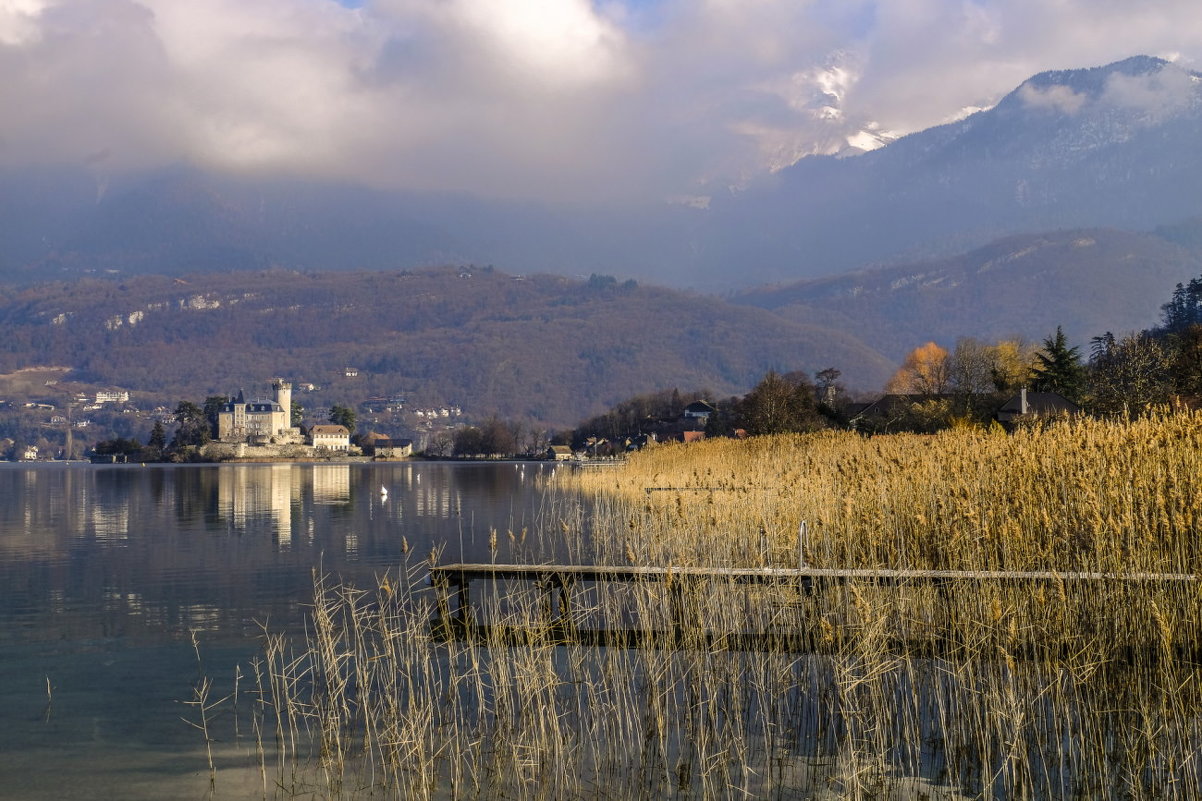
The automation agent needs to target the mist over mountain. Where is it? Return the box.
[3,57,1201,293]
[734,227,1202,361]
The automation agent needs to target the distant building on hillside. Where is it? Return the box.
[95,390,129,404]
[217,379,302,444]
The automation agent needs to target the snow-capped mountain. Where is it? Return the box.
[693,56,1202,287]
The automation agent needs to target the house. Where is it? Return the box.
[373,438,414,459]
[310,424,351,451]
[22,444,38,461]
[355,432,413,459]
[548,445,574,461]
[682,400,717,424]
[217,379,301,444]
[996,389,1080,426]
[847,394,955,434]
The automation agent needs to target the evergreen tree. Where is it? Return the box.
[171,401,211,448]
[328,404,357,435]
[148,420,167,452]
[203,395,228,438]
[1031,327,1086,402]
[1160,277,1202,334]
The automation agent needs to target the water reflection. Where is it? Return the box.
[310,463,350,505]
[0,461,574,801]
[217,464,296,547]
[0,462,564,647]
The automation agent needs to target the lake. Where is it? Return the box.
[0,461,569,800]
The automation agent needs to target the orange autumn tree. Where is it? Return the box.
[887,342,950,395]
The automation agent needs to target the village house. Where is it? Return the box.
[995,389,1080,427]
[374,438,414,459]
[548,445,574,461]
[682,400,717,424]
[309,424,351,451]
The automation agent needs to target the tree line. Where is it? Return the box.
[870,274,1202,431]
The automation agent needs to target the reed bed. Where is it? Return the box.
[226,411,1202,799]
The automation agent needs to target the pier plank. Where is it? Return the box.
[431,563,1199,586]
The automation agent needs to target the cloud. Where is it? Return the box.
[1019,83,1087,115]
[3,0,1202,200]
[1103,65,1198,117]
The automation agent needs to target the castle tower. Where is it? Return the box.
[272,378,292,432]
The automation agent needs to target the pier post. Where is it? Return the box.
[432,571,453,636]
[455,579,473,629]
[669,578,685,644]
[558,575,576,632]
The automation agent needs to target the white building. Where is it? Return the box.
[95,390,130,404]
[309,424,351,451]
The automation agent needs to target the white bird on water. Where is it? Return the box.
[380,485,388,500]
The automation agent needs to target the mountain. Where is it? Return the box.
[733,227,1202,360]
[3,57,1201,291]
[0,267,895,428]
[695,56,1202,287]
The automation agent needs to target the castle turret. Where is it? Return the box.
[272,378,292,432]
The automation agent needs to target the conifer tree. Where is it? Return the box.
[1031,327,1086,402]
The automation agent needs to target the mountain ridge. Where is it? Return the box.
[2,56,1202,291]
[0,266,896,428]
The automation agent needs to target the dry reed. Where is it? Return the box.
[220,411,1202,799]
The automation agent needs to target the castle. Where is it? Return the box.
[217,379,303,444]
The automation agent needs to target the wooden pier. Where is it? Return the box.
[429,562,1200,650]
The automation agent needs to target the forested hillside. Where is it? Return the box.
[734,228,1202,361]
[0,267,895,427]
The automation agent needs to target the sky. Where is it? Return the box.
[1,0,1201,202]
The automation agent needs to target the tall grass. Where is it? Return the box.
[228,411,1202,799]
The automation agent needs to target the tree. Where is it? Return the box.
[203,395,228,439]
[424,430,454,458]
[947,338,997,397]
[1160,277,1202,334]
[148,420,167,452]
[92,437,143,457]
[1031,327,1086,402]
[479,416,518,456]
[171,401,211,448]
[452,426,485,456]
[736,371,822,436]
[328,404,356,435]
[1169,324,1202,399]
[990,338,1038,394]
[1087,331,1174,415]
[887,342,950,395]
[291,400,304,428]
[814,367,844,406]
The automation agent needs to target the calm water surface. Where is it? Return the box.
[0,461,572,800]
